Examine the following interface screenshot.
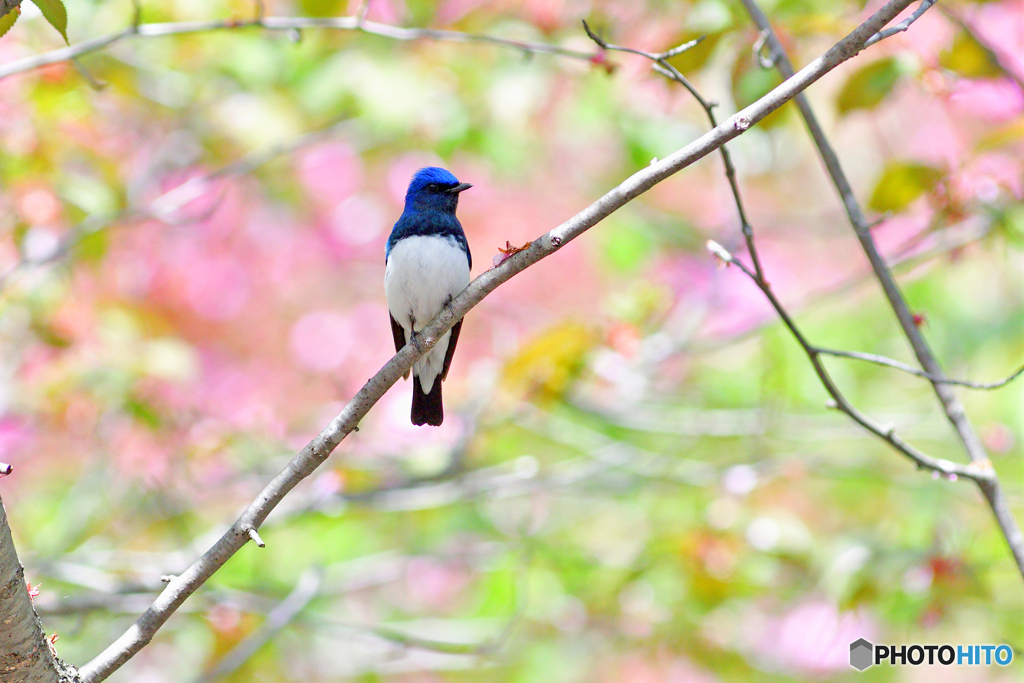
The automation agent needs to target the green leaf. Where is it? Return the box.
[74,227,109,264]
[868,162,943,213]
[0,7,18,40]
[836,57,902,115]
[940,31,1001,79]
[602,221,654,273]
[32,0,68,44]
[125,397,161,430]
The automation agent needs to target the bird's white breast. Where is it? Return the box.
[385,235,471,393]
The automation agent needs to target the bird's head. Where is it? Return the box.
[405,167,472,212]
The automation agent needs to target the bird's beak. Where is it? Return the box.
[448,182,473,194]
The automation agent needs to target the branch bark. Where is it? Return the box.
[739,0,1024,581]
[0,493,78,683]
[74,1,919,680]
[938,4,1024,94]
[815,348,1024,390]
[706,239,993,484]
[0,13,595,81]
[0,0,20,21]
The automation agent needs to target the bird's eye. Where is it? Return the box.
[427,183,438,191]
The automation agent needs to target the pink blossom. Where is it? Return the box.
[405,556,469,611]
[970,1,1024,78]
[329,194,387,247]
[956,153,1023,201]
[755,600,877,677]
[111,424,170,485]
[289,311,355,372]
[297,142,362,208]
[183,254,250,321]
[0,417,32,460]
[347,0,406,24]
[602,652,719,683]
[948,79,1024,123]
[436,0,491,25]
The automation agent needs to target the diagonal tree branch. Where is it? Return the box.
[816,348,1024,390]
[738,0,1024,581]
[863,0,937,48]
[75,2,920,680]
[190,568,321,683]
[0,118,360,292]
[706,239,993,484]
[581,21,766,282]
[938,4,1024,94]
[0,12,596,81]
[0,0,20,20]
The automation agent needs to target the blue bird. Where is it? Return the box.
[385,167,472,426]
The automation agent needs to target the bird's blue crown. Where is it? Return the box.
[388,166,471,267]
[406,167,461,199]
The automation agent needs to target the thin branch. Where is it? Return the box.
[0,118,358,292]
[739,0,1024,582]
[938,4,1024,93]
[316,547,530,659]
[581,21,766,283]
[864,0,937,48]
[707,240,992,484]
[355,0,371,27]
[0,13,596,81]
[0,0,21,20]
[191,568,321,683]
[245,528,265,548]
[76,4,921,679]
[816,347,1024,390]
[70,58,107,90]
[688,216,994,354]
[739,0,990,463]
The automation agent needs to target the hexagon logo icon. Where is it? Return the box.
[850,638,874,671]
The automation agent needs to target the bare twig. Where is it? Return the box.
[739,0,1024,581]
[688,217,995,354]
[864,0,937,48]
[76,4,921,679]
[0,13,596,81]
[0,0,21,20]
[0,118,357,292]
[938,5,1024,93]
[707,240,992,484]
[245,528,265,548]
[191,568,321,683]
[581,20,766,282]
[318,547,530,659]
[816,348,1024,390]
[71,58,107,90]
[355,0,371,27]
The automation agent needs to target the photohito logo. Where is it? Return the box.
[849,639,1013,671]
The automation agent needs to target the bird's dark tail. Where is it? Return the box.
[411,374,443,426]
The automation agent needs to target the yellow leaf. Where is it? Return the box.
[868,162,943,213]
[940,31,1001,79]
[501,323,597,400]
[836,57,902,115]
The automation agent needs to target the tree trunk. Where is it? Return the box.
[0,492,77,683]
